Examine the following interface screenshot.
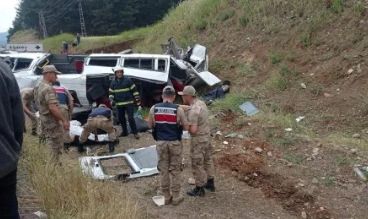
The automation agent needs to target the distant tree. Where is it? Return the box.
[8,0,182,39]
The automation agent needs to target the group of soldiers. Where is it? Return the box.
[21,65,121,161]
[21,65,74,161]
[22,64,215,206]
[148,85,215,205]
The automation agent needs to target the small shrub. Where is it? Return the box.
[310,85,321,96]
[195,19,207,30]
[331,0,343,14]
[283,153,304,164]
[277,136,295,146]
[236,63,255,76]
[353,2,364,17]
[279,65,291,77]
[219,9,235,21]
[324,176,336,187]
[269,53,282,65]
[268,74,288,91]
[301,32,312,47]
[239,16,249,27]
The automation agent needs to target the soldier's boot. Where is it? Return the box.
[78,141,85,154]
[204,178,216,192]
[172,191,184,206]
[108,141,116,153]
[162,189,172,205]
[187,186,205,197]
[119,131,128,137]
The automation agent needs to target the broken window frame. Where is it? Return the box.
[87,57,120,67]
[122,57,167,73]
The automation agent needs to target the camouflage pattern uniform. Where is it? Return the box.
[20,88,37,134]
[34,80,64,158]
[79,114,116,143]
[148,104,188,205]
[187,99,214,187]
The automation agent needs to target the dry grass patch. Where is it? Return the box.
[20,134,139,219]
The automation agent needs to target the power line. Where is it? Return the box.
[38,0,87,38]
[43,0,77,21]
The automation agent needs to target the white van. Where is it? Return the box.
[0,49,220,116]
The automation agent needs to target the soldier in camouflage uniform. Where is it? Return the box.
[78,104,118,153]
[34,65,70,161]
[179,86,215,197]
[20,87,37,136]
[148,86,189,206]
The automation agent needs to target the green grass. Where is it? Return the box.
[20,132,138,218]
[353,1,364,17]
[334,155,356,166]
[331,0,343,14]
[324,176,336,187]
[310,85,322,96]
[239,15,249,27]
[236,63,256,77]
[301,31,312,47]
[195,19,208,30]
[209,93,249,113]
[277,136,295,147]
[267,73,289,91]
[269,53,282,65]
[219,9,235,21]
[283,153,304,164]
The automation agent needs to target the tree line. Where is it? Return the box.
[8,0,181,40]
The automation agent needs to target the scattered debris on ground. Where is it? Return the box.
[216,139,333,218]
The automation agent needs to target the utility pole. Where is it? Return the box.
[78,0,87,37]
[38,11,48,39]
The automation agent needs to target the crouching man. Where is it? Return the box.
[78,104,118,153]
[148,86,189,206]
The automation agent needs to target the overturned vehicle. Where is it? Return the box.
[0,38,221,113]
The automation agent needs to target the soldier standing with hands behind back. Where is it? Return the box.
[148,86,189,206]
[179,85,216,197]
[34,65,70,162]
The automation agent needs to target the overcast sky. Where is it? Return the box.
[0,0,19,33]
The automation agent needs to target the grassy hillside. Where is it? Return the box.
[16,1,368,218]
[39,0,368,147]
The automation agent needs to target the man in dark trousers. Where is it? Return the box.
[0,59,24,218]
[109,67,140,139]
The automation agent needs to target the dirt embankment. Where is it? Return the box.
[84,39,141,54]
